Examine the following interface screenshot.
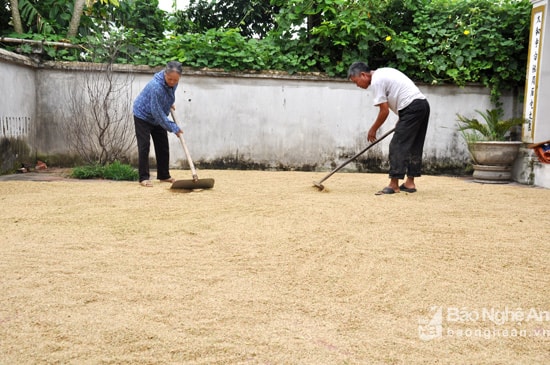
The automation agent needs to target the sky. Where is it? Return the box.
[157,0,190,12]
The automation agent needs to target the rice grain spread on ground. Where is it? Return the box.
[0,170,549,364]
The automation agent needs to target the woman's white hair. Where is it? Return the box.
[165,61,183,75]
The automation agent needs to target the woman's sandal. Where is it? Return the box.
[140,180,153,187]
[159,178,176,183]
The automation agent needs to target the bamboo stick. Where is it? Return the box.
[0,37,82,49]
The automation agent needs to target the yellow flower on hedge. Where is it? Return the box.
[385,36,392,41]
[464,30,470,35]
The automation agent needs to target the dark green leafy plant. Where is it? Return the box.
[71,161,138,181]
[383,0,531,105]
[71,164,104,179]
[102,161,139,181]
[269,0,531,104]
[173,0,280,39]
[0,0,10,34]
[456,109,524,142]
[1,0,532,106]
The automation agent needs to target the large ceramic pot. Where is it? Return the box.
[468,141,522,183]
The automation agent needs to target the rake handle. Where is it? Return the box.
[317,127,396,185]
[171,111,199,182]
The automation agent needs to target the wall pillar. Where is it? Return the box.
[515,0,550,187]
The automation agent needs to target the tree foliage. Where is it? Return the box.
[0,1,10,33]
[382,0,532,101]
[173,0,280,39]
[111,0,166,39]
[267,0,531,101]
[0,0,533,103]
[1,0,161,38]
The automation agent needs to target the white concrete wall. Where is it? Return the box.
[34,69,75,153]
[0,50,36,144]
[1,51,524,176]
[172,75,400,168]
[156,74,517,172]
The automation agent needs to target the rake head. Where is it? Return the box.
[313,181,325,191]
[171,178,215,190]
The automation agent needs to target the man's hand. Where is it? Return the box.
[367,126,378,143]
[368,102,390,142]
[171,105,176,112]
[176,130,183,137]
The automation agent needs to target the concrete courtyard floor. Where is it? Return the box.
[0,169,549,364]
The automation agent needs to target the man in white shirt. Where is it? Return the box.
[348,62,430,195]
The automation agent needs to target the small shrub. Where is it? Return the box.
[71,164,104,179]
[71,161,138,181]
[102,161,139,181]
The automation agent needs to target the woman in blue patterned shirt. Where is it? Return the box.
[133,61,183,187]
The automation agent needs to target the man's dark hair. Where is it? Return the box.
[347,62,371,79]
[165,61,183,75]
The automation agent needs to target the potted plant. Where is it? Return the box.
[456,109,524,183]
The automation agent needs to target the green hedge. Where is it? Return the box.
[2,0,532,103]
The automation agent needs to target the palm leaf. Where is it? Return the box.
[457,109,523,141]
[19,0,54,34]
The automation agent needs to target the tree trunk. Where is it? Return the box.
[67,0,87,38]
[11,0,24,33]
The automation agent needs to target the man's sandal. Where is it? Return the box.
[399,184,417,193]
[375,187,399,195]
